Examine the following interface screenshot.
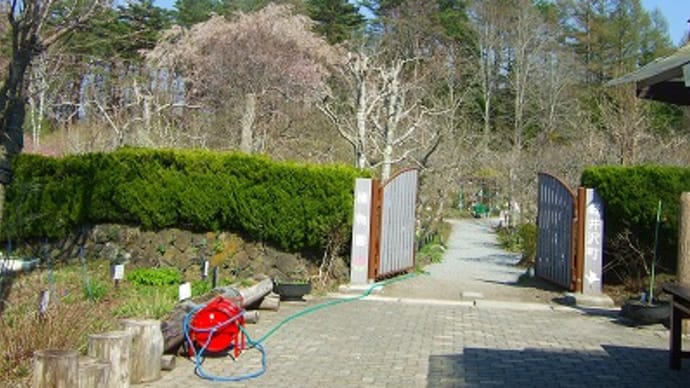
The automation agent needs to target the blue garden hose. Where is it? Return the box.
[182,272,420,382]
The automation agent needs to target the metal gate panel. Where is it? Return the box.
[377,169,418,278]
[536,173,576,290]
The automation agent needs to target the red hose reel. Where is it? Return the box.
[187,296,246,358]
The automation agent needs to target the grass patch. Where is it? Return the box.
[0,259,188,385]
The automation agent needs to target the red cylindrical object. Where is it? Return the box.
[189,296,244,355]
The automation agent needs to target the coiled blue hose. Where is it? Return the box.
[183,272,420,382]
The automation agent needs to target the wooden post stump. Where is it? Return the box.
[121,319,163,383]
[244,310,260,324]
[257,293,280,311]
[160,355,176,371]
[679,192,690,334]
[87,330,132,388]
[78,356,109,388]
[32,349,78,388]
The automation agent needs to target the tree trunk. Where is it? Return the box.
[679,193,690,285]
[679,193,690,335]
[0,48,32,231]
[33,349,79,388]
[240,92,257,153]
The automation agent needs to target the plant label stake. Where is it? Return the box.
[38,290,50,321]
[203,260,209,280]
[212,266,219,288]
[113,264,125,288]
[179,282,191,301]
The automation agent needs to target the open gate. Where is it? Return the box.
[536,173,578,291]
[368,169,418,280]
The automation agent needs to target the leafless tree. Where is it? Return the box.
[0,0,107,226]
[148,5,337,154]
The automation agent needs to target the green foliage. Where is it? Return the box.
[307,0,366,44]
[174,0,225,27]
[496,223,536,267]
[112,287,177,319]
[126,267,182,286]
[192,280,213,296]
[581,165,690,272]
[83,279,108,302]
[62,0,172,61]
[5,148,367,253]
[496,226,520,252]
[517,223,537,267]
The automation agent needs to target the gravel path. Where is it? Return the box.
[381,218,563,304]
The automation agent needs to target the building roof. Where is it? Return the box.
[606,45,690,105]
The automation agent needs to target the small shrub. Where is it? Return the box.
[496,226,520,252]
[496,222,536,267]
[83,278,108,302]
[517,223,537,267]
[112,287,177,319]
[192,280,213,296]
[126,267,182,286]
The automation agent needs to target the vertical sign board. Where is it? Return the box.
[350,178,372,285]
[583,189,604,295]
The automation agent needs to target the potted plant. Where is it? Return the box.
[620,200,671,325]
[273,278,312,301]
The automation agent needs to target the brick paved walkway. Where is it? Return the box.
[139,219,690,387]
[141,296,690,387]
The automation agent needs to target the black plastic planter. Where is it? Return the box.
[273,281,312,301]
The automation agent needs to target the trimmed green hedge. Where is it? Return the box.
[581,165,690,271]
[4,148,367,252]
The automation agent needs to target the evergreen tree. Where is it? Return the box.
[174,0,224,28]
[306,0,365,44]
[62,0,172,60]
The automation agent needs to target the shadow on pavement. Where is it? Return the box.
[427,345,690,387]
[477,272,565,293]
[460,253,521,267]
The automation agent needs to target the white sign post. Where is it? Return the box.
[112,264,125,288]
[582,189,604,295]
[178,282,192,301]
[350,179,373,285]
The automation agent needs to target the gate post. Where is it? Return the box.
[580,188,604,295]
[349,178,374,285]
[368,180,382,281]
[575,187,585,293]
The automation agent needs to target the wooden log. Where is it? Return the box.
[244,310,260,324]
[161,279,274,353]
[160,355,176,371]
[32,349,78,388]
[679,192,690,334]
[121,319,163,383]
[257,293,280,311]
[238,278,275,307]
[161,300,197,354]
[78,356,109,388]
[87,330,132,388]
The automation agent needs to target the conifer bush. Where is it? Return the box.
[4,148,367,252]
[581,165,690,278]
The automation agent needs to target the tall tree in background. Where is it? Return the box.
[306,0,365,44]
[469,0,504,150]
[0,0,106,227]
[174,0,224,27]
[149,5,337,153]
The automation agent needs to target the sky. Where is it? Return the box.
[153,1,690,46]
[641,0,690,46]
